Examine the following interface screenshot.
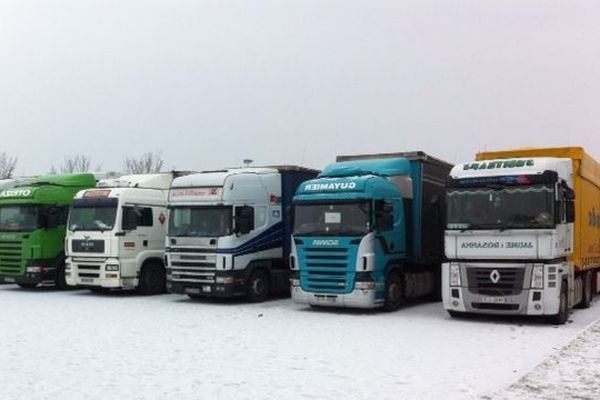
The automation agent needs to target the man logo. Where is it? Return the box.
[489,269,501,284]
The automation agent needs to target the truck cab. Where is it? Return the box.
[0,173,96,288]
[166,166,318,301]
[291,153,451,310]
[65,174,177,294]
[442,154,587,323]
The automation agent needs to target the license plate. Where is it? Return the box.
[480,296,508,304]
[202,285,211,293]
[185,287,201,295]
[315,295,337,303]
[4,277,15,283]
[81,278,94,283]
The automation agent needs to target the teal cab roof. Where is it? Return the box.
[295,158,411,201]
[0,173,96,205]
[319,158,411,178]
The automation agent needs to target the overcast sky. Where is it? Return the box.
[1,0,599,175]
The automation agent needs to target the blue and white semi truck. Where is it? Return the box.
[165,166,318,301]
[291,152,452,310]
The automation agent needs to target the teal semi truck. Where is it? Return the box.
[0,173,96,288]
[291,152,452,310]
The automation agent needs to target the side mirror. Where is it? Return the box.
[374,200,394,231]
[234,206,254,235]
[122,207,139,231]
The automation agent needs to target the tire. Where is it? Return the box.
[246,269,269,302]
[383,272,404,312]
[17,283,38,289]
[548,282,569,325]
[137,262,166,295]
[55,263,69,290]
[429,269,442,302]
[577,272,592,309]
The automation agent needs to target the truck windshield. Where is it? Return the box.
[294,201,371,236]
[169,206,233,237]
[447,184,555,230]
[69,198,118,231]
[0,205,41,232]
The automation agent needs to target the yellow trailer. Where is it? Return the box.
[443,146,599,324]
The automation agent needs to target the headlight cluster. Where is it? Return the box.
[531,264,544,289]
[449,263,461,287]
[105,264,120,272]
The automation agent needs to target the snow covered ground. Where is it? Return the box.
[486,320,600,400]
[0,285,599,400]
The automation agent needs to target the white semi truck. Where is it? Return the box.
[166,166,318,301]
[442,147,600,324]
[65,173,180,294]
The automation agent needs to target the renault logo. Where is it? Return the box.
[490,269,501,283]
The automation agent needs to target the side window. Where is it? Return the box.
[122,206,153,230]
[139,208,153,227]
[235,206,254,235]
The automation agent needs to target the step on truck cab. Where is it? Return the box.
[65,173,180,294]
[442,146,600,324]
[291,152,452,310]
[166,166,318,301]
[0,173,96,288]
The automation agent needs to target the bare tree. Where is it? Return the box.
[55,154,92,173]
[124,151,164,174]
[0,152,18,179]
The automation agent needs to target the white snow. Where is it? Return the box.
[0,285,599,400]
[485,320,600,400]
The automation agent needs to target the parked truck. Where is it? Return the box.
[442,146,600,324]
[0,173,96,288]
[166,166,318,301]
[65,173,180,294]
[290,152,452,310]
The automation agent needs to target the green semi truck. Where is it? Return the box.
[0,173,96,288]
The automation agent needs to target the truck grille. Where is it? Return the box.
[466,267,525,296]
[0,240,23,275]
[300,246,351,293]
[76,264,101,278]
[167,248,217,284]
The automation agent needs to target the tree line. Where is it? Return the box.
[0,151,165,179]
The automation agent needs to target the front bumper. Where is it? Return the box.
[66,258,134,289]
[167,272,246,298]
[1,266,57,286]
[291,285,383,309]
[442,263,562,316]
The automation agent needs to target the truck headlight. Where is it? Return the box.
[105,264,120,271]
[449,263,461,287]
[531,264,544,289]
[26,266,43,273]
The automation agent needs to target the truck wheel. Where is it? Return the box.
[55,263,69,290]
[383,272,404,312]
[247,269,269,302]
[138,263,166,295]
[577,272,592,309]
[548,282,569,325]
[17,283,38,289]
